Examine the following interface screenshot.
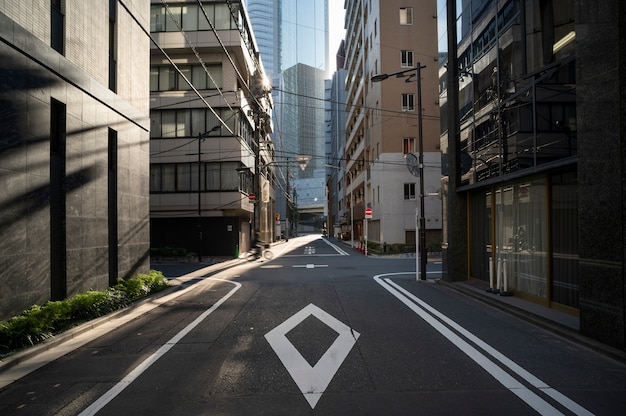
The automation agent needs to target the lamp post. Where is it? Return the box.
[325,164,354,247]
[372,65,427,280]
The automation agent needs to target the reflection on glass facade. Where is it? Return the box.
[443,0,576,185]
[246,0,329,218]
[442,0,578,310]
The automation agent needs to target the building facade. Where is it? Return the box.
[441,0,626,350]
[326,64,348,240]
[149,0,275,257]
[0,0,151,320]
[341,0,442,247]
[246,0,329,234]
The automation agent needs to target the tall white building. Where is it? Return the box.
[342,0,442,246]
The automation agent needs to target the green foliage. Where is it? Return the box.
[115,270,170,301]
[69,290,130,321]
[0,270,169,354]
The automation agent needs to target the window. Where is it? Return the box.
[109,0,117,91]
[399,8,413,25]
[403,137,415,154]
[151,109,223,138]
[401,50,414,68]
[151,162,244,193]
[50,98,67,300]
[51,0,64,54]
[402,93,415,111]
[151,3,239,33]
[404,183,416,200]
[150,64,222,91]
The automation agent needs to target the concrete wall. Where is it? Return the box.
[576,0,626,349]
[0,2,150,320]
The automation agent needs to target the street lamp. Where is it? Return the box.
[325,164,354,247]
[372,65,427,281]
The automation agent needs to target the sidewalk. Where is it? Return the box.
[332,237,626,363]
[441,277,626,363]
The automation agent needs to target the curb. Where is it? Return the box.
[0,258,243,374]
[437,279,626,364]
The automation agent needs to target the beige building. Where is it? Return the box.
[341,0,441,247]
[149,0,275,258]
[0,0,150,319]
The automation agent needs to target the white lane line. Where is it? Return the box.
[374,273,593,416]
[78,278,242,416]
[383,278,593,416]
[321,238,350,256]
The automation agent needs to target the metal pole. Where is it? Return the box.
[417,65,427,281]
[197,133,202,263]
[350,170,354,247]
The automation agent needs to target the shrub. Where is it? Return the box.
[0,270,169,354]
[69,290,130,321]
[115,270,169,301]
[0,302,71,350]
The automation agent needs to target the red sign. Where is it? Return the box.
[365,207,373,218]
[249,193,256,202]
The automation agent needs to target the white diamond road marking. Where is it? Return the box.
[265,304,360,409]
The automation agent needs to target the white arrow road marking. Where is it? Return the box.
[265,304,360,409]
[79,278,241,416]
[374,273,593,416]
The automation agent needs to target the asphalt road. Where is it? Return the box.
[1,235,625,415]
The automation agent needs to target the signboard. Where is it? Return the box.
[365,207,373,219]
[249,193,256,202]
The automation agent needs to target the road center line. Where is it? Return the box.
[374,273,593,416]
[78,278,241,416]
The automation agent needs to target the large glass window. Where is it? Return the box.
[150,64,222,91]
[151,162,245,193]
[176,163,192,191]
[206,163,221,190]
[182,5,199,31]
[494,177,547,299]
[151,108,236,138]
[150,3,237,32]
[472,171,579,309]
[221,162,239,190]
[165,5,182,31]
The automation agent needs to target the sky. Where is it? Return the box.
[328,1,346,72]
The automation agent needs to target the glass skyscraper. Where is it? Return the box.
[246,0,329,231]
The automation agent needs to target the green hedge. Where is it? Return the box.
[0,270,169,354]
